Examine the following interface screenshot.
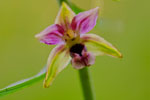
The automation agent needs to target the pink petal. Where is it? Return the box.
[35,24,65,45]
[71,54,85,69]
[71,51,95,69]
[70,44,95,69]
[71,7,99,34]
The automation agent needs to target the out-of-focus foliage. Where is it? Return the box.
[112,0,120,2]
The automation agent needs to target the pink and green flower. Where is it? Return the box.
[35,2,122,88]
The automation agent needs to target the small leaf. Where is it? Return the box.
[81,34,122,58]
[0,68,46,97]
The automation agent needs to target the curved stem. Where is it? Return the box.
[78,67,96,100]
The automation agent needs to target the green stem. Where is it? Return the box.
[78,67,96,100]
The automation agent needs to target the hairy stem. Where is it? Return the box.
[78,67,96,100]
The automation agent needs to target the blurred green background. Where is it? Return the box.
[0,0,149,100]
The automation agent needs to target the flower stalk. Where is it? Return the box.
[78,67,96,100]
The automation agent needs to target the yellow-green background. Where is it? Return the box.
[0,0,149,100]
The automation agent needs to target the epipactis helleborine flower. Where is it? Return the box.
[35,2,122,88]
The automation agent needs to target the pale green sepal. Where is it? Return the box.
[44,44,71,88]
[81,34,122,58]
[55,2,75,28]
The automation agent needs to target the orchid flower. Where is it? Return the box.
[35,2,122,88]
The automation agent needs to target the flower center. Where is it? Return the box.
[65,31,80,48]
[70,44,85,56]
[66,29,75,39]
